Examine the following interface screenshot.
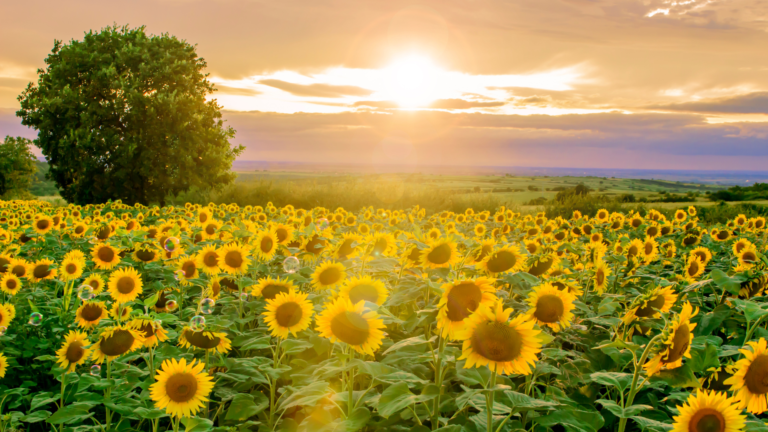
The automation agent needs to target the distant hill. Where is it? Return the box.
[29,161,59,197]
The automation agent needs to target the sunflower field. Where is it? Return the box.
[0,200,768,432]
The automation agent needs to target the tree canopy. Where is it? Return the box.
[16,25,243,205]
[0,136,38,199]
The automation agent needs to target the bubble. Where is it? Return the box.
[199,298,215,314]
[283,256,300,274]
[239,292,249,301]
[166,300,178,311]
[78,285,94,301]
[190,315,206,332]
[164,237,180,252]
[90,364,101,376]
[152,319,163,330]
[0,326,6,336]
[173,270,186,281]
[28,312,43,326]
[315,218,329,232]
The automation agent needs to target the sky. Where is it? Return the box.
[2,0,768,170]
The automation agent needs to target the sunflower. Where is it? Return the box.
[218,243,251,275]
[339,276,388,306]
[55,331,91,372]
[527,253,560,277]
[91,244,121,270]
[732,239,752,256]
[129,318,169,348]
[737,244,759,268]
[0,273,21,296]
[0,304,13,328]
[251,276,298,300]
[196,245,221,275]
[333,233,363,261]
[90,326,144,363]
[75,301,108,329]
[176,256,199,285]
[674,210,688,223]
[254,230,279,261]
[83,274,106,295]
[150,358,214,418]
[477,246,525,275]
[316,298,385,355]
[436,277,498,340]
[644,302,698,376]
[691,247,713,266]
[263,290,314,339]
[366,232,397,257]
[107,267,144,303]
[178,328,232,354]
[457,301,541,375]
[420,238,460,269]
[622,286,678,325]
[641,236,659,264]
[724,338,768,414]
[684,256,706,282]
[672,390,745,432]
[7,258,30,279]
[273,223,296,245]
[132,244,161,264]
[199,219,222,241]
[59,256,85,281]
[311,261,347,290]
[593,260,611,294]
[30,258,57,282]
[109,302,133,322]
[739,276,768,299]
[525,283,576,332]
[33,215,54,235]
[0,353,7,378]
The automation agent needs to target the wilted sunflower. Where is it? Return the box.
[107,267,143,303]
[263,290,314,339]
[83,274,106,295]
[477,246,525,275]
[91,244,121,270]
[150,358,214,418]
[196,245,221,275]
[457,301,541,375]
[178,328,232,354]
[90,326,144,363]
[525,283,576,332]
[725,338,768,414]
[339,276,388,306]
[436,277,497,340]
[129,318,169,348]
[59,256,85,281]
[593,260,611,294]
[622,286,678,325]
[672,390,745,432]
[75,301,108,329]
[311,261,347,290]
[316,298,385,355]
[0,353,7,378]
[218,243,251,275]
[644,302,698,376]
[55,331,91,372]
[420,238,460,269]
[0,273,21,296]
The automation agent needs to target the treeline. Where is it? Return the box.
[708,183,768,201]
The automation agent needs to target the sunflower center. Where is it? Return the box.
[486,250,518,273]
[644,243,654,255]
[98,247,115,263]
[745,354,768,395]
[166,373,199,403]
[65,263,77,274]
[534,294,564,323]
[139,322,156,338]
[117,276,136,294]
[636,295,666,318]
[37,219,50,230]
[689,408,725,432]
[81,303,103,321]
[100,329,135,356]
[647,226,658,237]
[717,231,729,240]
[445,283,482,322]
[408,247,422,262]
[262,284,289,300]
[318,267,342,286]
[276,228,288,242]
[471,322,522,362]
[75,226,85,234]
[225,251,244,268]
[182,262,196,278]
[348,284,380,305]
[185,330,221,349]
[65,340,86,363]
[33,264,51,279]
[306,236,326,255]
[596,269,605,286]
[135,249,155,262]
[6,279,17,290]
[97,226,111,240]
[330,311,370,346]
[203,252,218,268]
[528,257,554,276]
[372,239,388,255]
[275,302,303,327]
[260,237,274,253]
[688,261,700,276]
[742,251,757,263]
[662,323,690,363]
[205,224,216,235]
[427,244,452,265]
[337,239,355,258]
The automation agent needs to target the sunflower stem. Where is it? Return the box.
[431,335,446,430]
[348,349,355,417]
[105,360,112,431]
[59,371,66,410]
[618,334,661,432]
[486,369,497,432]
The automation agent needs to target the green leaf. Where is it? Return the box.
[730,298,768,322]
[503,391,560,411]
[695,305,732,337]
[226,393,268,421]
[597,400,652,418]
[632,416,674,432]
[133,407,168,420]
[143,292,159,307]
[46,403,94,424]
[20,410,51,423]
[377,382,437,418]
[182,417,213,432]
[650,364,700,389]
[710,270,744,296]
[281,339,314,355]
[382,335,435,355]
[280,381,331,411]
[590,372,634,391]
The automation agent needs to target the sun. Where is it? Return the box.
[383,55,443,108]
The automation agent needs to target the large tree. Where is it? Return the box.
[0,136,38,199]
[17,25,243,205]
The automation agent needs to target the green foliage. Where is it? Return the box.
[16,24,243,206]
[709,183,768,202]
[0,136,37,199]
[28,162,59,197]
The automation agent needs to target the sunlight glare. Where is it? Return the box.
[383,55,443,108]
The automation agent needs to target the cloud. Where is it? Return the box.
[258,79,374,98]
[214,85,262,97]
[352,99,505,110]
[647,92,768,114]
